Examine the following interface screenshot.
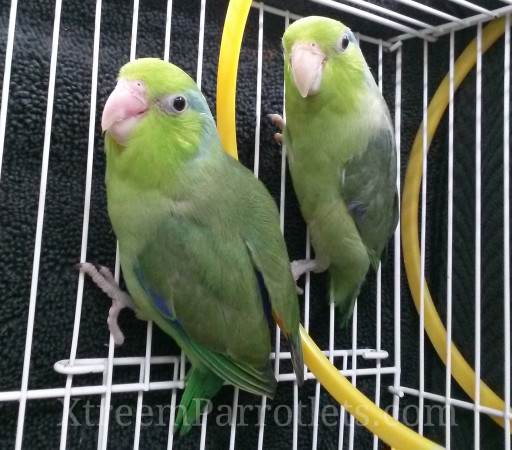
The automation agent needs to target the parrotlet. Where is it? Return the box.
[79,58,303,435]
[271,17,398,326]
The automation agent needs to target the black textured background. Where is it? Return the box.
[0,0,510,448]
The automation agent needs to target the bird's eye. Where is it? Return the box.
[173,96,187,112]
[340,36,350,51]
[160,95,188,114]
[337,31,355,53]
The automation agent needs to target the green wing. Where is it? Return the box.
[134,213,277,397]
[340,113,398,268]
[239,171,304,384]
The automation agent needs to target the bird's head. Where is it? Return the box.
[102,58,214,153]
[282,16,366,99]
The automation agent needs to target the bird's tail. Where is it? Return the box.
[288,330,304,385]
[174,367,224,436]
[329,266,365,329]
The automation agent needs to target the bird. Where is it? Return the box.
[78,58,303,435]
[271,16,398,327]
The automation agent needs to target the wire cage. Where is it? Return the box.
[0,0,511,449]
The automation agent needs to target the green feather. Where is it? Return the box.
[174,367,224,435]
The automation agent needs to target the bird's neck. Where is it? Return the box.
[103,121,222,253]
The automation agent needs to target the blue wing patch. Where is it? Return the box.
[134,266,175,320]
[254,268,272,325]
[348,200,367,222]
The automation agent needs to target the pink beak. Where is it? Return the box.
[290,43,326,98]
[101,79,148,144]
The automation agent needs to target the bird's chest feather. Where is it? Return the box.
[285,108,371,218]
[106,175,191,254]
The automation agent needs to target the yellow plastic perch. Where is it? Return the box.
[216,0,443,449]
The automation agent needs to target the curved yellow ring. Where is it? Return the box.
[402,17,510,429]
[216,1,442,448]
[216,0,251,157]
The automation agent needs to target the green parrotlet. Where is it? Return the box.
[271,17,398,327]
[80,58,303,435]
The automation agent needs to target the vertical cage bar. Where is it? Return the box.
[337,355,349,449]
[134,334,157,444]
[392,44,402,421]
[98,0,140,445]
[372,39,384,450]
[348,302,358,450]
[474,22,483,450]
[329,303,335,364]
[196,0,206,90]
[304,231,312,334]
[329,303,338,441]
[166,362,180,450]
[275,10,290,380]
[445,29,455,450]
[143,323,153,389]
[250,6,266,447]
[253,4,264,177]
[293,382,298,450]
[418,38,429,435]
[257,395,267,450]
[228,387,240,450]
[303,230,312,383]
[15,0,63,448]
[199,407,208,450]
[58,0,102,448]
[197,3,214,446]
[312,381,321,450]
[133,363,145,449]
[180,353,186,384]
[279,11,290,234]
[163,0,173,62]
[140,8,174,447]
[373,263,382,447]
[0,0,18,182]
[98,247,122,450]
[129,0,139,61]
[504,14,511,450]
[252,10,268,449]
[346,36,359,450]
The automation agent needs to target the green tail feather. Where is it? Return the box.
[335,290,358,329]
[288,331,304,385]
[329,269,363,329]
[188,339,277,398]
[157,318,277,399]
[174,367,224,436]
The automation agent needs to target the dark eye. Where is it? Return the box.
[160,95,188,114]
[173,96,187,112]
[339,35,350,52]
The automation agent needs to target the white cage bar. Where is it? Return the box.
[1,0,512,449]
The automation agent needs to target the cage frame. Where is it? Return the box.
[1,1,512,449]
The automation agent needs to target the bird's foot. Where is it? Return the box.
[269,113,285,130]
[76,262,133,346]
[268,114,285,145]
[291,258,328,281]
